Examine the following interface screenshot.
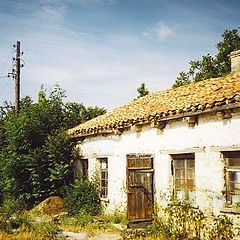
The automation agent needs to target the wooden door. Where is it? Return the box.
[127,154,154,225]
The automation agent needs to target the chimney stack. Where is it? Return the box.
[230,50,240,72]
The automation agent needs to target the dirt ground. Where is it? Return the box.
[30,196,123,240]
[57,231,122,240]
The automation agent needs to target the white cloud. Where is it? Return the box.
[36,1,66,25]
[0,1,181,110]
[144,22,175,39]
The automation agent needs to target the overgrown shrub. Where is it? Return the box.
[0,196,29,232]
[32,221,59,239]
[162,200,205,239]
[103,211,126,224]
[64,181,102,216]
[0,86,106,208]
[76,210,93,226]
[0,196,25,216]
[145,200,236,240]
[208,215,234,240]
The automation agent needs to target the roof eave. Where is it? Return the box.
[70,101,240,139]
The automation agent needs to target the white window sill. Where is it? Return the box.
[100,197,109,203]
[220,207,240,215]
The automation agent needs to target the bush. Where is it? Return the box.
[0,196,29,232]
[143,199,237,240]
[161,200,205,239]
[103,211,126,224]
[64,181,102,216]
[76,210,93,226]
[0,196,25,216]
[208,215,234,240]
[32,221,59,239]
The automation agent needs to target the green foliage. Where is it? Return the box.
[173,29,240,88]
[0,197,28,232]
[208,215,234,240]
[0,101,14,121]
[103,211,126,224]
[216,29,240,75]
[64,103,106,129]
[0,85,105,207]
[144,200,236,240]
[136,83,149,98]
[64,181,102,216]
[152,200,205,240]
[0,196,25,216]
[32,221,59,239]
[122,228,151,239]
[76,211,93,226]
[8,214,32,231]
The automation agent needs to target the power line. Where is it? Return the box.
[0,47,14,75]
[0,47,14,102]
[0,76,13,101]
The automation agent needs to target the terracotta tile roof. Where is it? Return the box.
[68,72,240,137]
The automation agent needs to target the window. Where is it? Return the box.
[172,154,195,202]
[74,159,88,181]
[224,151,240,205]
[99,158,108,198]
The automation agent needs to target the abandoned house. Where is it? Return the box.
[68,50,240,224]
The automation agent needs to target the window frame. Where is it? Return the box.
[99,158,108,199]
[223,151,240,206]
[74,158,88,181]
[171,153,196,202]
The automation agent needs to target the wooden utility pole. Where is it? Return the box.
[15,41,20,113]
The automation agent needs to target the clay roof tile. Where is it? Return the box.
[68,72,240,136]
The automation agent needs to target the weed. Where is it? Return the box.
[0,196,28,232]
[32,221,59,239]
[130,199,236,240]
[208,215,234,240]
[103,211,126,224]
[76,210,93,226]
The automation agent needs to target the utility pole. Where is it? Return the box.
[7,41,24,113]
[15,41,20,113]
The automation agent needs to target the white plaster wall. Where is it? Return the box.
[195,151,225,214]
[78,111,240,214]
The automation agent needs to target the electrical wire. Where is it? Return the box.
[0,77,13,103]
[0,46,14,75]
[0,47,14,103]
[0,75,9,78]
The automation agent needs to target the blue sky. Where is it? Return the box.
[0,0,239,110]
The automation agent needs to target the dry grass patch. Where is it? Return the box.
[0,231,62,240]
[28,196,64,217]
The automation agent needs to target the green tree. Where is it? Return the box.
[0,85,105,206]
[137,83,149,98]
[173,29,240,88]
[64,103,106,129]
